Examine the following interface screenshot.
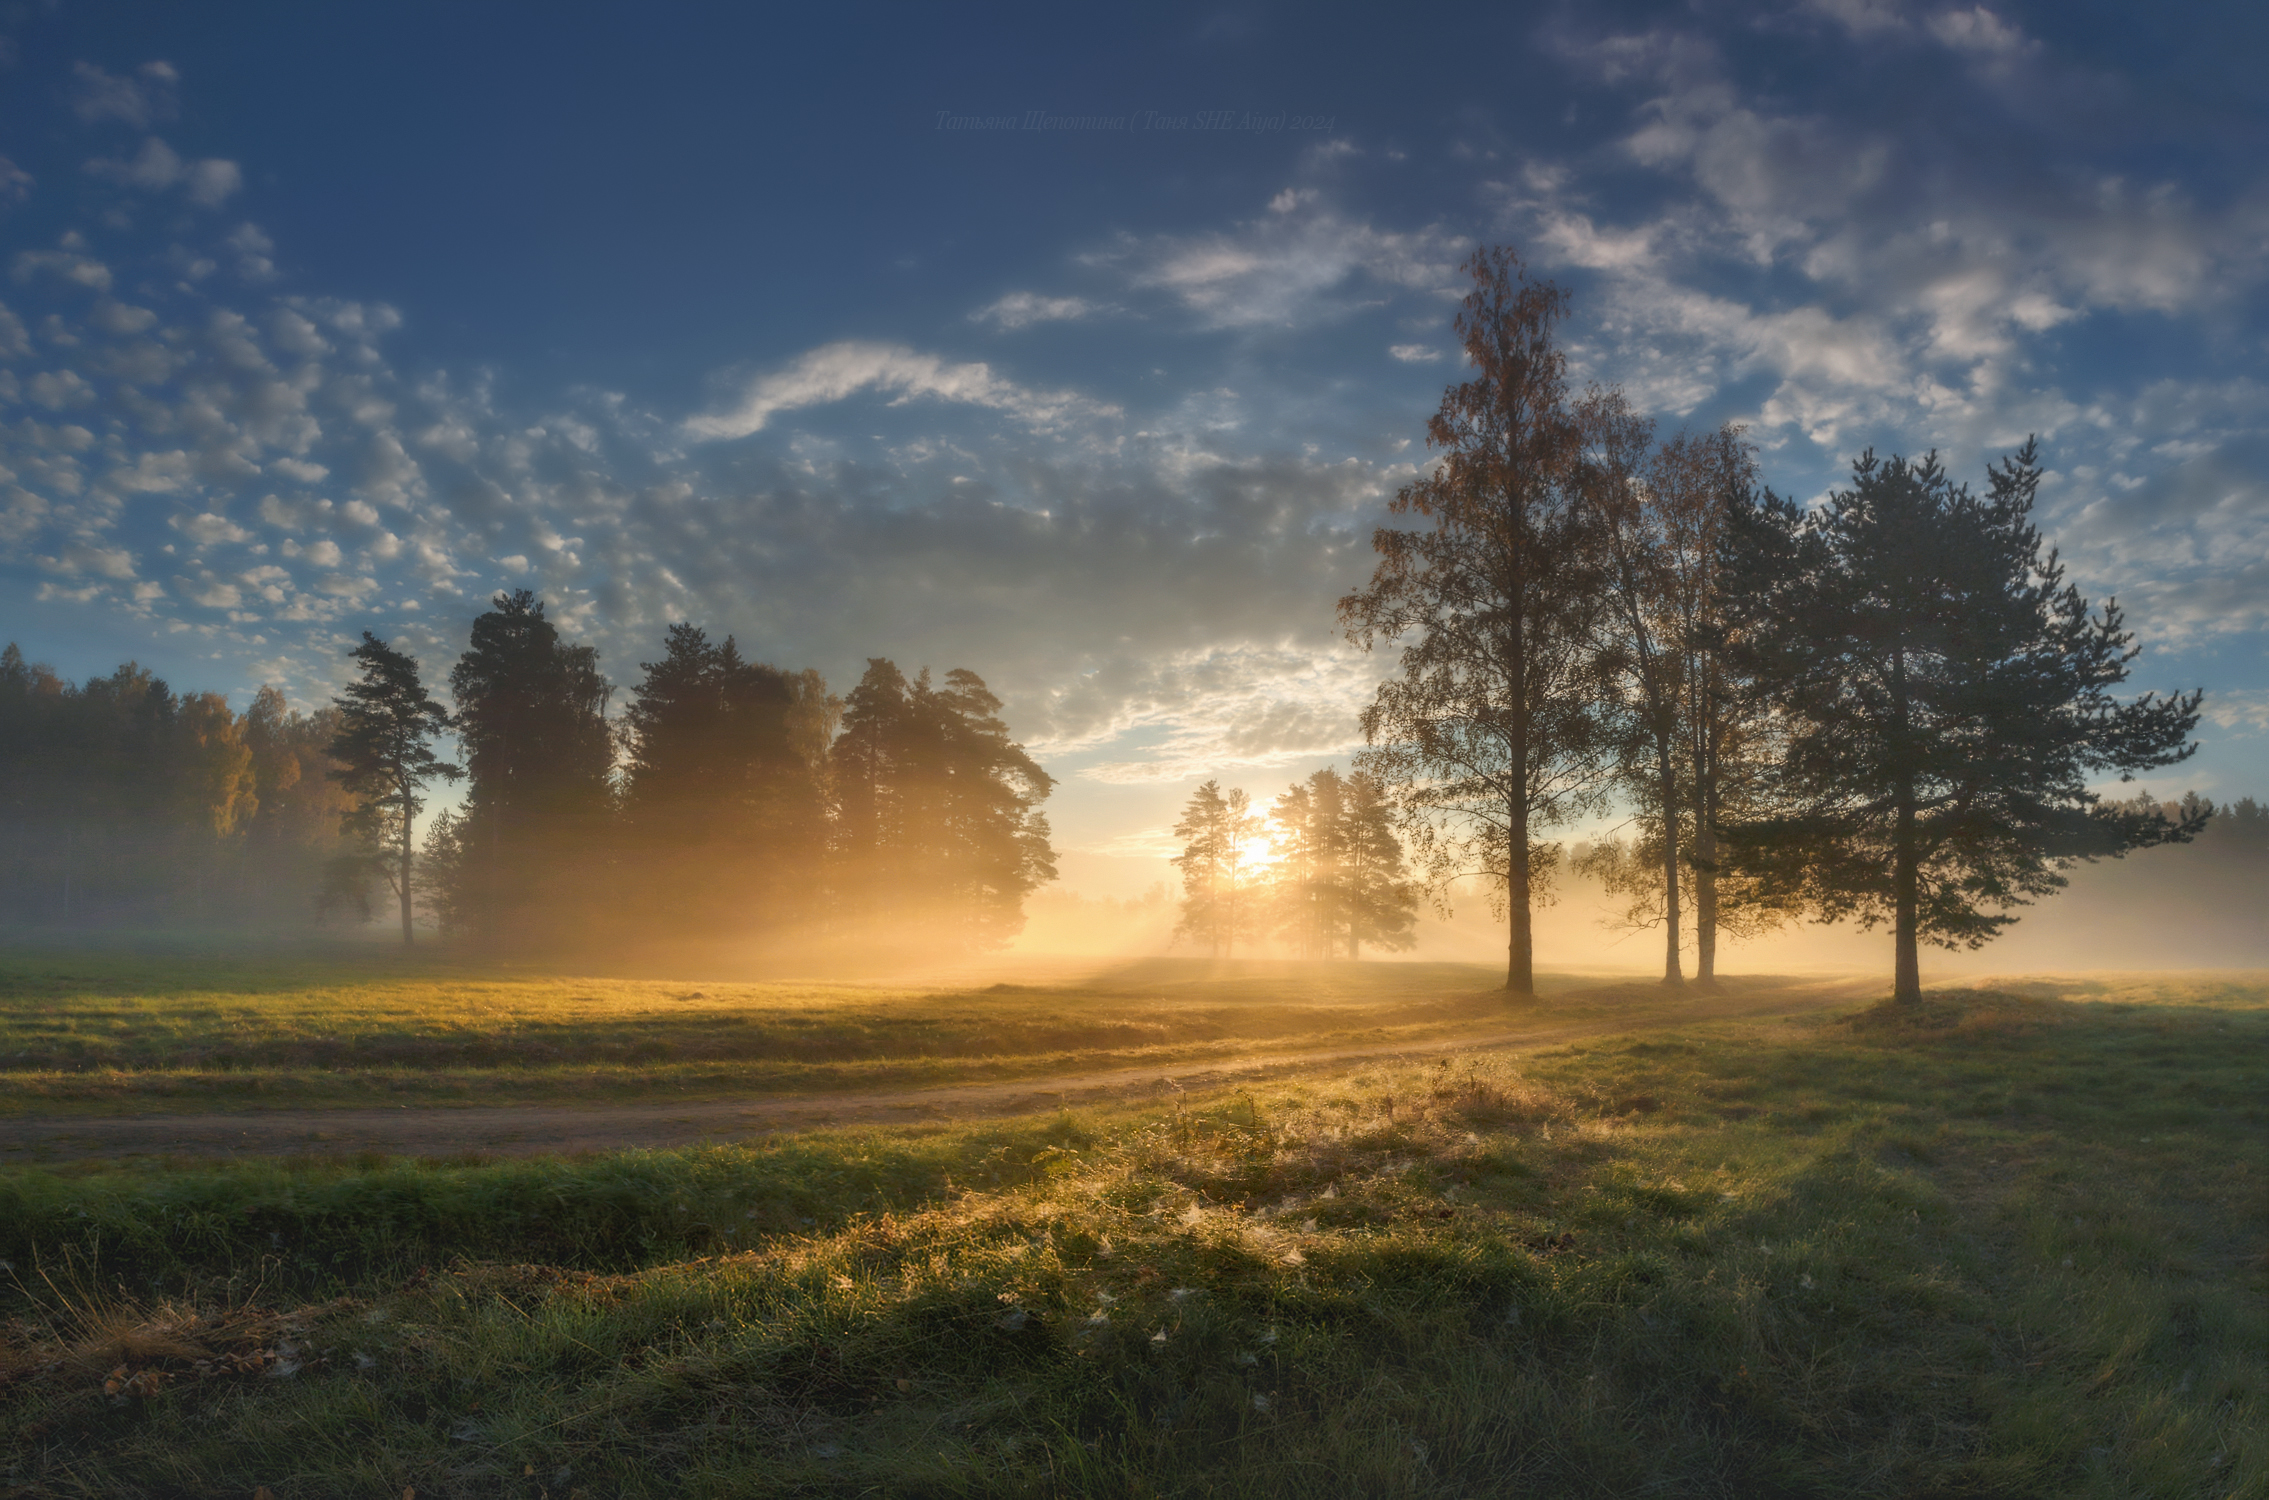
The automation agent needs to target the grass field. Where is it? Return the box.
[0,951,1593,1115]
[0,959,2261,1497]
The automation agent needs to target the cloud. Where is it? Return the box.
[1925,6,2035,59]
[43,544,137,579]
[13,242,112,293]
[971,292,1098,329]
[172,511,253,546]
[1388,344,1441,363]
[1035,643,1377,785]
[71,61,179,128]
[684,340,1119,439]
[85,138,242,207]
[0,157,30,209]
[1094,199,1461,329]
[2053,428,2269,645]
[2202,690,2269,735]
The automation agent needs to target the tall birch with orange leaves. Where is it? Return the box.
[1340,247,1614,996]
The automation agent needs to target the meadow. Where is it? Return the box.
[0,951,1587,1116]
[0,958,2260,1497]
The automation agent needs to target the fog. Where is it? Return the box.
[1008,830,2269,981]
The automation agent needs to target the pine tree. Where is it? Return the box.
[1341,770,1419,958]
[1269,771,1347,958]
[1340,246,1614,994]
[328,632,460,946]
[830,660,1054,951]
[1171,780,1261,957]
[1719,441,2206,1002]
[621,624,832,938]
[446,590,614,945]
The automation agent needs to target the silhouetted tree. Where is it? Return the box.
[1172,780,1262,957]
[620,623,833,937]
[1270,771,1346,958]
[328,632,460,946]
[1341,246,1614,995]
[446,590,614,946]
[1269,768,1419,959]
[1341,770,1420,958]
[831,660,1055,950]
[1718,441,2207,1003]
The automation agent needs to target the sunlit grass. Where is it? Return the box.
[1,976,2260,1497]
[0,952,1695,1114]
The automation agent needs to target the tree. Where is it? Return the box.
[446,590,614,945]
[1171,780,1261,957]
[1718,441,2207,1003]
[620,623,833,938]
[1581,410,1787,983]
[1340,770,1420,958]
[1340,246,1614,995]
[1269,771,1345,958]
[1267,769,1419,960]
[831,660,1055,951]
[328,632,460,946]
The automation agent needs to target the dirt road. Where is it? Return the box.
[0,983,1869,1164]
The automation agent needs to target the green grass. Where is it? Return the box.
[0,952,1577,1114]
[2,976,2261,1497]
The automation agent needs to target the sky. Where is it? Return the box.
[2,0,2265,903]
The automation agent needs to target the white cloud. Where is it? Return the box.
[0,157,30,209]
[183,576,242,608]
[1925,7,2033,58]
[971,292,1097,330]
[71,61,179,129]
[44,544,138,579]
[1099,204,1461,329]
[270,457,329,483]
[1388,344,1441,363]
[13,244,113,294]
[1036,643,1376,785]
[2203,691,2269,735]
[684,340,1119,440]
[85,137,242,207]
[172,511,253,546]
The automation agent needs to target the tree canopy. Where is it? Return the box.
[328,631,461,946]
[1340,246,1613,994]
[1717,441,2207,1001]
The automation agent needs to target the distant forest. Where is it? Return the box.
[3,617,2261,961]
[8,245,2267,975]
[0,589,1054,956]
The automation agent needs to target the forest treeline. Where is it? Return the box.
[4,241,2257,987]
[0,592,1054,955]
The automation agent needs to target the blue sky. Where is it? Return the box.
[2,0,2264,896]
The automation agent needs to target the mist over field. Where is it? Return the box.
[2,5,2265,1497]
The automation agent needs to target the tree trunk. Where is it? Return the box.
[1890,647,1919,1003]
[1507,568,1533,996]
[399,791,416,948]
[1694,711,1718,987]
[1658,739,1683,985]
[1892,778,1920,1002]
[1507,789,1533,995]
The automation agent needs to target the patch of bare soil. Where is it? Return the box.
[0,982,1871,1164]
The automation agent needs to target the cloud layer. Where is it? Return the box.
[2,8,2264,847]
